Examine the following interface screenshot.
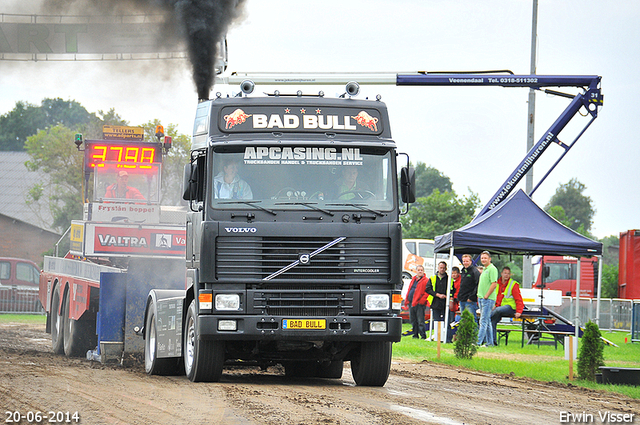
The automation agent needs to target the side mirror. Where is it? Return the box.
[542,265,550,280]
[182,163,195,201]
[182,158,205,203]
[400,166,416,204]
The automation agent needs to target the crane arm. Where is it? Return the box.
[223,71,603,214]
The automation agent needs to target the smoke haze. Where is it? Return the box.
[40,0,246,99]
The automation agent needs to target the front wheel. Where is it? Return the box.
[351,341,392,386]
[184,300,225,382]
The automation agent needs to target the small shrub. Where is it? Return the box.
[454,308,478,359]
[578,320,605,381]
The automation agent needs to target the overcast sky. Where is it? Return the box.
[2,0,639,239]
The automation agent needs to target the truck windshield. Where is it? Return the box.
[210,145,395,212]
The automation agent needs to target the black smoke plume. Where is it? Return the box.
[43,0,246,100]
[172,0,244,100]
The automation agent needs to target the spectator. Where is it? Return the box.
[477,251,498,346]
[491,266,525,345]
[450,266,461,320]
[403,265,429,339]
[426,261,449,325]
[457,254,480,321]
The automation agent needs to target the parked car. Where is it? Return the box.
[0,258,42,313]
[0,257,40,288]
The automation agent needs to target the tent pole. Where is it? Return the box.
[596,255,603,326]
[575,258,581,341]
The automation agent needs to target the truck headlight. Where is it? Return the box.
[215,294,240,311]
[365,294,389,311]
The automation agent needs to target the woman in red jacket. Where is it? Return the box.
[403,265,429,339]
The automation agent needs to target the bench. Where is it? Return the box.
[496,328,516,346]
[523,330,574,349]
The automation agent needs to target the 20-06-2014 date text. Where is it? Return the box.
[5,411,79,423]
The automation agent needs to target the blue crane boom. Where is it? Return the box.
[397,73,603,216]
[225,71,603,214]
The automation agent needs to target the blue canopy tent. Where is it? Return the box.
[432,189,602,342]
[434,189,602,256]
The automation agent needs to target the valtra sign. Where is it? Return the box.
[92,226,186,257]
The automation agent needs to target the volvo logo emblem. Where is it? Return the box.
[299,253,310,265]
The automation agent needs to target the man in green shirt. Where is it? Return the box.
[477,250,498,346]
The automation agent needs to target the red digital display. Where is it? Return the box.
[84,140,162,171]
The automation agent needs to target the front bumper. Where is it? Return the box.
[197,314,402,342]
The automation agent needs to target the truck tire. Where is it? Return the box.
[350,341,392,386]
[184,300,224,382]
[317,360,344,379]
[62,292,95,357]
[145,302,181,375]
[50,284,64,355]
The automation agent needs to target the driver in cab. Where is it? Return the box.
[214,157,253,199]
[333,166,370,200]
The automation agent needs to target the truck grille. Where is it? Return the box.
[251,290,356,316]
[215,236,390,281]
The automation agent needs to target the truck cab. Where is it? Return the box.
[533,255,598,297]
[144,88,414,386]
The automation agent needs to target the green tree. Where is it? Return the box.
[599,235,619,267]
[401,189,480,239]
[140,119,191,205]
[454,308,478,359]
[0,98,91,151]
[24,125,84,232]
[577,320,605,381]
[23,108,130,233]
[601,264,618,298]
[81,108,128,139]
[545,179,595,233]
[598,235,619,298]
[546,205,590,237]
[414,163,452,198]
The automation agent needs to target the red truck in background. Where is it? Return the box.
[619,230,640,299]
[533,255,598,297]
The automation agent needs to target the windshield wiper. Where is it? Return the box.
[275,202,334,217]
[326,203,385,217]
[218,200,277,216]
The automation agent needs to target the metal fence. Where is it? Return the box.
[553,297,634,332]
[0,285,44,314]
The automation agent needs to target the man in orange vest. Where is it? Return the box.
[104,170,145,200]
[403,265,428,339]
[491,266,525,345]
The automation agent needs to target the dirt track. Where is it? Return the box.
[1,321,639,425]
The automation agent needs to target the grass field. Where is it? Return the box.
[0,313,46,324]
[395,323,640,399]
